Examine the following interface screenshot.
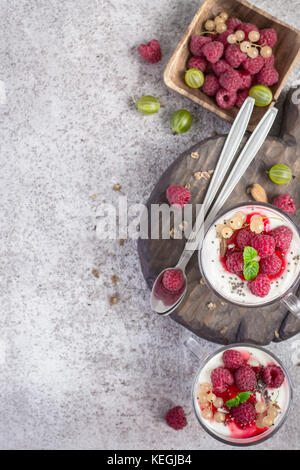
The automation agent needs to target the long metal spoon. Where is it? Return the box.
[151,103,277,315]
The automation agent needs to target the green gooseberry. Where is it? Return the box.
[249,85,273,107]
[185,68,204,88]
[135,95,160,115]
[170,109,192,134]
[267,164,293,184]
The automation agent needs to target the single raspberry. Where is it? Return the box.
[226,252,244,274]
[225,44,247,68]
[272,193,296,214]
[235,365,257,391]
[260,253,282,276]
[162,269,184,292]
[242,55,264,74]
[262,364,285,388]
[239,23,259,41]
[166,185,191,208]
[236,227,253,250]
[154,280,181,306]
[236,89,250,108]
[232,402,256,426]
[227,18,242,31]
[188,56,207,72]
[212,59,232,76]
[248,273,271,297]
[211,367,234,395]
[257,66,279,86]
[263,55,275,67]
[258,29,278,47]
[190,35,212,56]
[238,71,252,89]
[251,234,275,258]
[271,225,293,251]
[165,406,187,430]
[216,88,237,109]
[202,73,220,96]
[216,29,234,46]
[223,349,244,370]
[219,69,242,92]
[138,39,161,63]
[202,41,224,63]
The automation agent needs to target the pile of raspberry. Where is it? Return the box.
[188,19,279,109]
[224,217,293,298]
[208,349,284,428]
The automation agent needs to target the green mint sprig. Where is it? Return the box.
[225,391,251,408]
[243,246,259,281]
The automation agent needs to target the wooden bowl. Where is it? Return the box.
[164,0,300,130]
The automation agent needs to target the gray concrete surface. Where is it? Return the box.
[0,0,300,450]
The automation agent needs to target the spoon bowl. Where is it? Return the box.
[150,267,187,315]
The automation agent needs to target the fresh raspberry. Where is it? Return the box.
[202,73,220,96]
[236,227,253,250]
[216,88,237,109]
[235,365,257,391]
[242,55,264,74]
[138,39,161,63]
[238,71,252,89]
[216,29,234,46]
[190,35,212,56]
[165,406,187,430]
[271,225,293,251]
[226,252,244,274]
[248,273,271,297]
[162,269,184,292]
[219,69,242,92]
[188,56,207,72]
[263,364,285,388]
[166,185,191,208]
[260,253,282,276]
[202,41,224,63]
[258,28,278,47]
[239,23,259,41]
[212,59,232,76]
[225,44,247,68]
[251,234,275,258]
[211,367,234,395]
[272,193,296,214]
[236,89,250,108]
[263,55,275,67]
[232,402,256,426]
[257,65,279,86]
[227,18,242,31]
[223,349,244,370]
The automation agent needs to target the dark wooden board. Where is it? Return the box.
[138,88,300,345]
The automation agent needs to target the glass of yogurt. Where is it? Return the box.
[185,337,292,446]
[198,202,300,316]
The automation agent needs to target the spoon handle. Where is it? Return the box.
[176,98,254,269]
[177,106,277,270]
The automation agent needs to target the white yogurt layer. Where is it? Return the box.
[194,346,291,441]
[200,204,300,306]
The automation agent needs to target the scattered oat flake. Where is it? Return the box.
[274,330,280,339]
[110,295,119,306]
[113,184,122,191]
[92,268,99,278]
[202,171,211,180]
[297,362,300,367]
[220,326,228,334]
[193,172,202,180]
[185,182,191,190]
[179,221,188,231]
[91,194,98,199]
[191,151,200,159]
[199,278,205,285]
[111,275,119,285]
[119,239,125,246]
[207,302,216,310]
[221,301,226,306]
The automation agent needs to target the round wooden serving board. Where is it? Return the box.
[138,88,300,345]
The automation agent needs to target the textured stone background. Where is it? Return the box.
[0,0,300,450]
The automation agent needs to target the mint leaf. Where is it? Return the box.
[243,260,259,280]
[225,397,240,408]
[238,392,251,403]
[243,246,257,264]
